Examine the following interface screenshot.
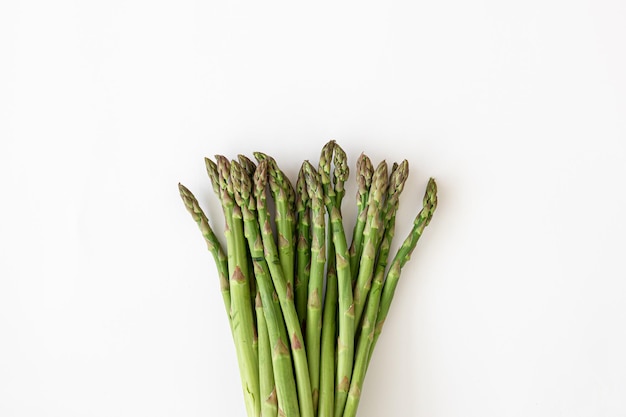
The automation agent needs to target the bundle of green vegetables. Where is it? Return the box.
[179,141,437,417]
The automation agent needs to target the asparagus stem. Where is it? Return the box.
[256,292,278,417]
[254,152,296,290]
[240,155,260,335]
[249,250,258,344]
[304,161,327,414]
[318,143,349,417]
[318,239,337,417]
[177,183,230,326]
[255,160,315,417]
[216,155,260,417]
[294,164,312,332]
[348,153,373,285]
[368,178,438,364]
[353,161,389,329]
[235,162,301,417]
[317,143,355,417]
[342,160,409,417]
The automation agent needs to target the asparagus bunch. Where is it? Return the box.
[179,141,438,417]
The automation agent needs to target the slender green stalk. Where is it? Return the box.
[177,183,230,325]
[216,155,260,417]
[254,152,296,289]
[317,145,355,417]
[354,161,407,339]
[240,155,260,316]
[248,251,258,342]
[294,164,311,331]
[353,161,389,329]
[342,161,409,417]
[368,178,438,363]
[235,162,301,417]
[304,161,327,414]
[318,143,349,417]
[341,225,393,417]
[255,292,277,417]
[318,240,337,417]
[348,153,373,285]
[255,160,315,417]
[330,202,355,417]
[208,156,261,326]
[207,157,261,416]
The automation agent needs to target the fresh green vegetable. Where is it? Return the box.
[179,143,438,417]
[234,160,300,417]
[294,165,311,332]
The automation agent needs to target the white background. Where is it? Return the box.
[1,1,625,416]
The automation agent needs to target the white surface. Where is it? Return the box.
[1,1,626,416]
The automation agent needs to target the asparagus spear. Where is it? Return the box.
[318,143,349,417]
[318,237,337,417]
[255,160,315,417]
[348,153,373,285]
[234,162,300,417]
[304,160,327,415]
[254,152,296,290]
[215,155,260,417]
[319,146,355,417]
[206,156,260,316]
[368,177,438,363]
[177,183,230,326]
[202,158,261,409]
[341,161,410,417]
[294,165,311,331]
[255,292,278,417]
[352,161,389,329]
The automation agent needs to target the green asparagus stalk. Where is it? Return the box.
[204,157,262,416]
[237,156,260,319]
[294,164,311,331]
[304,160,327,414]
[318,143,349,417]
[234,162,300,417]
[212,156,261,316]
[352,161,389,329]
[254,152,296,290]
[368,177,438,363]
[348,153,373,285]
[255,160,315,417]
[255,292,278,417]
[215,155,260,417]
[318,145,355,417]
[207,156,260,322]
[341,160,410,417]
[177,183,230,326]
[318,239,337,417]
